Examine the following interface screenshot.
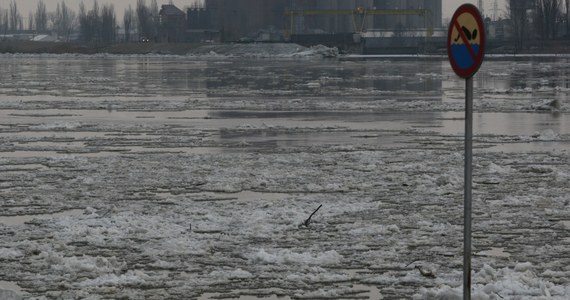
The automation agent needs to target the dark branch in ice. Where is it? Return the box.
[405,260,419,268]
[301,204,322,228]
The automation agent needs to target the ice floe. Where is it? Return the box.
[0,54,569,299]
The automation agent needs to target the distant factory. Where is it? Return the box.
[287,0,442,33]
[182,0,444,53]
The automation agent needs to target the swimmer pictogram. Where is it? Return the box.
[447,4,485,79]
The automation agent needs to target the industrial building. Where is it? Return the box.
[287,0,441,34]
[159,4,187,42]
[205,0,289,42]
[201,0,441,37]
[191,0,443,53]
[372,0,442,29]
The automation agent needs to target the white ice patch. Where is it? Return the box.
[531,99,561,111]
[209,268,253,280]
[306,81,321,89]
[76,270,149,287]
[186,43,338,58]
[0,288,22,300]
[294,288,343,299]
[249,249,342,266]
[290,45,339,58]
[0,248,23,259]
[501,195,529,205]
[286,272,350,284]
[507,87,534,93]
[41,252,121,275]
[532,129,560,140]
[30,121,82,130]
[414,263,570,299]
[484,162,513,174]
[489,72,510,77]
[416,72,447,79]
[348,224,400,236]
[476,247,511,258]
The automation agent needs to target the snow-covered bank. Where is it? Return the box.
[0,43,339,59]
[188,43,339,58]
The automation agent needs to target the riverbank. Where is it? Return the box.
[0,40,204,55]
[3,39,570,56]
[0,40,339,58]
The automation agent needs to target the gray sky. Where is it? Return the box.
[0,0,507,23]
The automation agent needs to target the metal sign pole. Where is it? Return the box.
[463,76,473,300]
[447,5,484,299]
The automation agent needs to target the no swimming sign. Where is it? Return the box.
[447,4,485,79]
[447,4,486,299]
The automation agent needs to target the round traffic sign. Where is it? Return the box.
[447,4,485,78]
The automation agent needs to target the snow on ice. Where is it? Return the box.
[0,50,569,299]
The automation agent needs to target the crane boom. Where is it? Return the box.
[285,8,433,38]
[285,9,429,17]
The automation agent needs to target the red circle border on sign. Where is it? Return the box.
[447,4,486,79]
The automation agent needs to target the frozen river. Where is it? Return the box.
[0,53,569,299]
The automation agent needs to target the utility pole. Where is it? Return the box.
[478,0,484,16]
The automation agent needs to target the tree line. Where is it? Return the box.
[2,0,568,49]
[508,0,570,50]
[0,0,165,44]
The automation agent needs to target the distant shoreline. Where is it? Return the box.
[0,40,204,55]
[2,40,570,56]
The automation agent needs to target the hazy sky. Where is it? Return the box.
[0,0,507,22]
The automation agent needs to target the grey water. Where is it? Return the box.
[0,54,568,155]
[1,54,569,300]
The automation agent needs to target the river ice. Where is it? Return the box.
[0,50,569,299]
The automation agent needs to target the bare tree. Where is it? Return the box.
[9,0,20,32]
[54,1,76,41]
[150,0,160,41]
[78,0,102,43]
[18,14,23,31]
[78,2,90,41]
[137,0,152,40]
[564,0,570,38]
[508,0,532,51]
[124,5,134,42]
[2,10,7,38]
[89,0,101,42]
[28,11,34,31]
[53,3,61,34]
[534,0,562,39]
[63,2,77,41]
[35,0,48,32]
[101,4,116,44]
[77,0,115,44]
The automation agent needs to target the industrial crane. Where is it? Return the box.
[284,8,434,38]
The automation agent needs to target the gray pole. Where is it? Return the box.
[464,77,473,299]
